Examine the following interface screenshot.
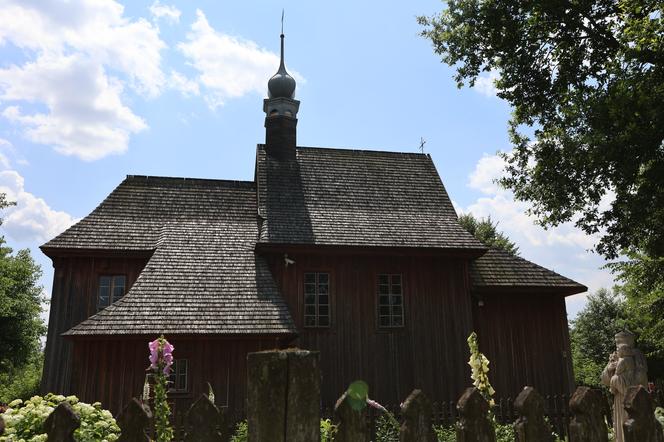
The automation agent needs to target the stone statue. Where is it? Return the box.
[601,331,648,442]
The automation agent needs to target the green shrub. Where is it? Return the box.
[374,413,399,442]
[230,420,248,442]
[320,418,337,441]
[0,394,119,442]
[495,422,515,442]
[433,424,456,441]
[0,354,43,403]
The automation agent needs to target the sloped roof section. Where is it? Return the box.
[470,248,587,295]
[56,176,296,336]
[256,146,486,250]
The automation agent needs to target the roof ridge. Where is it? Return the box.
[256,144,430,157]
[125,175,255,187]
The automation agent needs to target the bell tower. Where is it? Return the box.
[263,32,299,160]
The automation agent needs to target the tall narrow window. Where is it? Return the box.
[168,359,188,392]
[303,272,330,327]
[377,274,403,327]
[97,275,126,310]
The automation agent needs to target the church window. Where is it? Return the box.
[303,272,330,327]
[97,275,126,310]
[169,359,188,392]
[377,274,403,327]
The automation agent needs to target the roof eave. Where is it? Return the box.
[255,242,488,259]
[471,284,588,297]
[40,246,155,259]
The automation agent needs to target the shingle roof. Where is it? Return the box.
[470,248,587,295]
[256,146,486,250]
[55,176,296,336]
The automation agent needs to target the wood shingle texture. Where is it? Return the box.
[45,176,296,336]
[470,248,587,295]
[256,146,487,250]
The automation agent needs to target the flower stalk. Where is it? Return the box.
[148,335,174,442]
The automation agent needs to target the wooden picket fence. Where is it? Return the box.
[2,348,663,441]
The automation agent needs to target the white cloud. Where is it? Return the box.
[0,170,77,243]
[0,54,147,161]
[150,1,181,24]
[169,71,200,97]
[468,153,505,194]
[0,0,166,160]
[474,70,499,97]
[464,152,616,305]
[178,10,303,109]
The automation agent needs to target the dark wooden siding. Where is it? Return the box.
[472,291,575,398]
[70,337,278,415]
[265,253,475,407]
[41,256,149,395]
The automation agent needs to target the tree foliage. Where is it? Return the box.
[0,193,46,401]
[569,288,627,387]
[419,0,664,260]
[613,253,664,377]
[458,213,520,255]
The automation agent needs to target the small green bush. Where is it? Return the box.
[230,420,248,442]
[320,418,337,441]
[433,424,456,441]
[374,413,399,442]
[0,394,119,442]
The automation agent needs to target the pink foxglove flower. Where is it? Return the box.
[148,335,175,375]
[148,339,160,369]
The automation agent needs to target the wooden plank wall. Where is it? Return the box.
[41,256,149,395]
[265,253,476,407]
[472,292,575,398]
[70,337,276,415]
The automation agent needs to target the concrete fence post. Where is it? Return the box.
[334,391,370,442]
[623,386,664,442]
[117,398,152,442]
[184,394,224,442]
[456,387,496,442]
[568,387,608,442]
[44,402,80,442]
[247,348,320,442]
[514,386,553,442]
[400,389,436,442]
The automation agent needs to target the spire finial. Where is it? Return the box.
[267,11,296,99]
[279,10,285,70]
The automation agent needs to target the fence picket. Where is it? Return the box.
[514,387,553,442]
[456,387,496,442]
[44,402,80,442]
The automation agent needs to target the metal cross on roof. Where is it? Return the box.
[419,137,427,153]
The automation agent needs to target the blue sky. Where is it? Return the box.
[0,0,614,323]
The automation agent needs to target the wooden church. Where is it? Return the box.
[40,33,586,415]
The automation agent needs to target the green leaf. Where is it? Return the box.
[346,380,369,411]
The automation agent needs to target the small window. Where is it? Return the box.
[377,274,403,328]
[169,359,188,392]
[303,272,330,327]
[97,275,126,310]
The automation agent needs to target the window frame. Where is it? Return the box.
[302,270,332,329]
[376,273,405,329]
[96,274,127,311]
[168,359,189,393]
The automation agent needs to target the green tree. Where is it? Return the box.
[569,288,626,387]
[0,193,46,402]
[418,0,664,260]
[458,213,520,255]
[612,253,664,379]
